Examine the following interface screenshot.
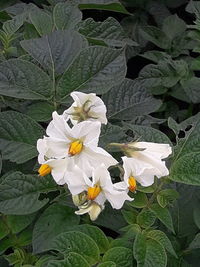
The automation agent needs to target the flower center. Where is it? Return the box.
[128,176,137,192]
[87,185,101,200]
[38,164,52,176]
[68,140,83,156]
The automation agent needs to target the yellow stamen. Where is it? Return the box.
[87,185,101,200]
[128,176,137,192]
[38,164,52,177]
[68,140,83,156]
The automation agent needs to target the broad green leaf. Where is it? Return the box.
[170,152,200,185]
[98,262,116,267]
[78,17,135,47]
[109,237,133,249]
[74,224,109,253]
[103,247,133,267]
[95,205,126,232]
[168,113,200,161]
[181,77,200,104]
[0,172,58,215]
[171,184,199,238]
[53,3,82,30]
[123,123,172,144]
[137,60,189,88]
[6,213,36,234]
[194,205,200,229]
[0,219,9,240]
[0,111,44,163]
[99,123,128,151]
[140,26,170,49]
[162,14,186,40]
[57,46,126,102]
[29,8,53,36]
[102,79,161,120]
[51,231,100,265]
[32,204,80,254]
[122,209,138,224]
[78,1,130,15]
[150,204,175,233]
[137,209,156,228]
[120,224,141,240]
[21,30,85,75]
[146,230,177,257]
[141,50,171,64]
[188,233,200,250]
[26,102,55,122]
[0,59,52,100]
[157,189,179,208]
[133,233,167,267]
[3,14,24,35]
[129,192,148,209]
[47,253,90,267]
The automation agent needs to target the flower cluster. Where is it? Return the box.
[37,91,172,220]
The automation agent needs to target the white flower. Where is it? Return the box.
[64,91,107,125]
[37,111,117,177]
[65,164,132,209]
[115,142,172,190]
[37,138,68,185]
[75,201,104,221]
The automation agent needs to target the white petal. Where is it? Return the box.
[105,190,133,209]
[135,174,155,187]
[114,181,129,191]
[46,111,71,141]
[134,142,172,159]
[49,158,68,185]
[70,121,101,147]
[65,165,89,195]
[45,138,68,158]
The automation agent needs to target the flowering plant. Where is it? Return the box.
[0,1,200,266]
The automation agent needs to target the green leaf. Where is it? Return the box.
[94,205,126,233]
[99,123,128,150]
[32,204,80,254]
[109,237,134,249]
[0,59,52,100]
[168,113,200,161]
[6,213,36,234]
[129,192,148,208]
[146,230,177,257]
[120,224,141,240]
[162,14,186,40]
[78,17,135,47]
[137,209,156,228]
[51,231,100,265]
[74,224,109,253]
[98,262,116,267]
[0,219,9,240]
[157,189,179,208]
[181,77,200,104]
[3,14,24,35]
[78,2,130,15]
[103,247,133,267]
[122,209,138,224]
[0,111,44,163]
[0,172,58,215]
[123,123,171,144]
[133,233,167,267]
[102,79,161,120]
[150,204,175,233]
[53,3,82,30]
[21,30,85,75]
[29,8,53,36]
[47,253,90,267]
[140,26,170,49]
[26,102,55,122]
[170,152,200,185]
[137,60,189,88]
[57,46,126,102]
[188,233,200,250]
